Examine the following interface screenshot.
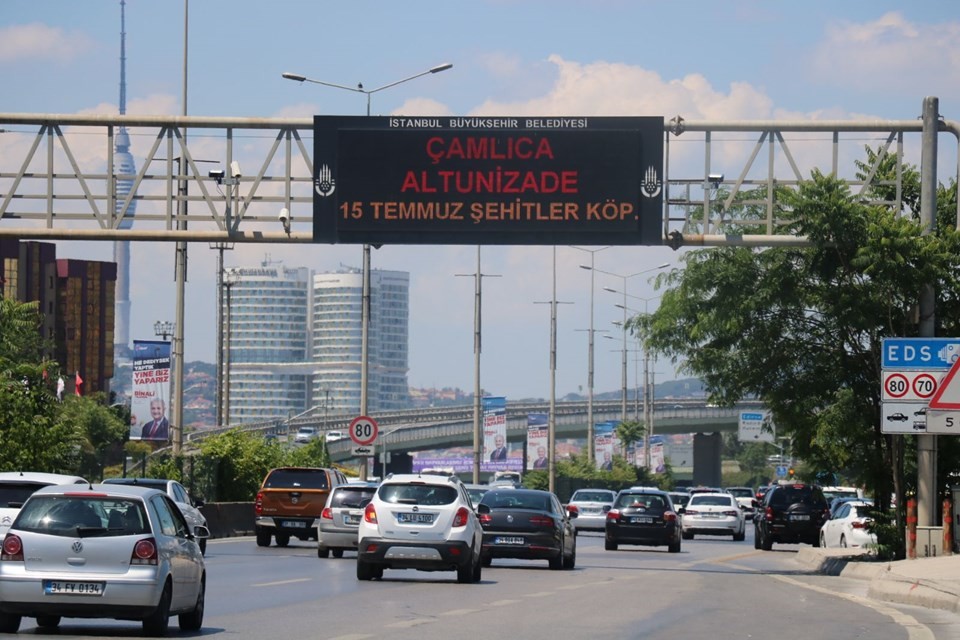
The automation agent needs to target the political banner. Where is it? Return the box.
[130,340,171,442]
[526,412,549,471]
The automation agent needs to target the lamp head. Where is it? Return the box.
[430,63,453,74]
[282,72,306,82]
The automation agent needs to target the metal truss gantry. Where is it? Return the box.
[2,110,958,246]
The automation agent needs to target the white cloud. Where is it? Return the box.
[811,12,960,99]
[0,23,93,63]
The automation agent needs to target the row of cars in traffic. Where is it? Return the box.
[0,471,211,635]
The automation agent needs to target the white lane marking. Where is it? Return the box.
[384,618,434,629]
[489,599,521,606]
[328,635,374,640]
[251,578,312,587]
[524,591,554,598]
[440,608,481,616]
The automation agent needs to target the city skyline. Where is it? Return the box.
[3,2,959,400]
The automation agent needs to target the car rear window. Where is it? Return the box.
[379,484,458,506]
[726,488,753,498]
[264,469,330,489]
[480,492,552,511]
[0,482,47,508]
[615,494,666,510]
[770,486,826,507]
[330,487,376,508]
[689,495,734,507]
[572,491,614,502]
[13,496,148,537]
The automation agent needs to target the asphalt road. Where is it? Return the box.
[13,527,960,639]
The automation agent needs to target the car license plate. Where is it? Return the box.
[791,514,810,521]
[397,512,434,524]
[44,581,104,596]
[282,520,307,528]
[583,507,600,514]
[702,513,720,519]
[343,515,360,525]
[631,516,653,524]
[494,536,524,545]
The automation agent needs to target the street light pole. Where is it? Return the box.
[573,246,611,465]
[456,247,500,483]
[281,63,453,472]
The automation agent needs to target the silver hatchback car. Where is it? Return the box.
[0,483,209,636]
[317,482,379,558]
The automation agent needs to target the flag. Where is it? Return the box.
[75,372,83,397]
[56,376,65,402]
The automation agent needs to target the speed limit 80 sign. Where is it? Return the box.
[349,415,379,446]
[882,370,941,402]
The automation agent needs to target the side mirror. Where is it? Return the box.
[192,525,211,539]
[677,507,685,514]
[477,503,491,515]
[194,498,205,508]
[567,509,578,519]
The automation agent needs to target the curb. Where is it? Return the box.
[867,576,960,614]
[797,547,960,614]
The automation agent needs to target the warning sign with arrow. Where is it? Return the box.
[924,355,960,433]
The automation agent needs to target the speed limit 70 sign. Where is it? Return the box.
[349,415,379,446]
[882,370,941,402]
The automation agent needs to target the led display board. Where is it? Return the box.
[312,115,664,245]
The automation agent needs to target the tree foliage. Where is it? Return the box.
[635,166,960,513]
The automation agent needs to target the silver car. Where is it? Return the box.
[317,482,379,558]
[0,472,88,540]
[567,488,617,533]
[0,483,208,636]
[102,477,209,555]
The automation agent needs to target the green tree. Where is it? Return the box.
[636,169,960,539]
[56,392,128,481]
[0,300,75,472]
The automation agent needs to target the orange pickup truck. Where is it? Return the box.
[254,467,348,547]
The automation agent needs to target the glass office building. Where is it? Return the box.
[224,262,311,424]
[312,267,410,415]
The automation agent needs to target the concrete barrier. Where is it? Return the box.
[199,502,255,538]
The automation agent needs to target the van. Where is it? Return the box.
[254,467,347,547]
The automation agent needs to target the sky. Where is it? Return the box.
[3,1,960,402]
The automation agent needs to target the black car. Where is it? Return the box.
[604,488,681,553]
[754,483,829,550]
[477,489,576,570]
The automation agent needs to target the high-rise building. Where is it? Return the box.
[311,267,410,415]
[2,240,117,396]
[224,261,311,424]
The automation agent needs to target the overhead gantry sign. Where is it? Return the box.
[311,116,664,246]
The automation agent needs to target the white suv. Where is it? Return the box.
[356,473,483,583]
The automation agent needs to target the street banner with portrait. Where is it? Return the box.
[482,396,519,472]
[526,412,548,471]
[595,421,616,471]
[130,340,171,442]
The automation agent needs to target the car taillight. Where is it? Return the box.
[321,507,333,520]
[765,506,774,522]
[478,513,492,525]
[529,515,554,528]
[567,505,579,515]
[663,511,677,523]
[1,534,23,561]
[452,506,470,528]
[606,509,621,522]
[131,538,158,566]
[254,492,264,516]
[685,509,699,516]
[852,520,868,529]
[364,502,378,524]
[722,510,739,517]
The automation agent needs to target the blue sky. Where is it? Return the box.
[3,1,960,401]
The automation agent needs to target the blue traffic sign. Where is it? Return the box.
[882,338,960,370]
[776,465,788,478]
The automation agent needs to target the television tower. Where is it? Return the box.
[113,0,137,362]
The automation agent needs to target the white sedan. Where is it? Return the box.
[680,492,746,540]
[819,501,877,549]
